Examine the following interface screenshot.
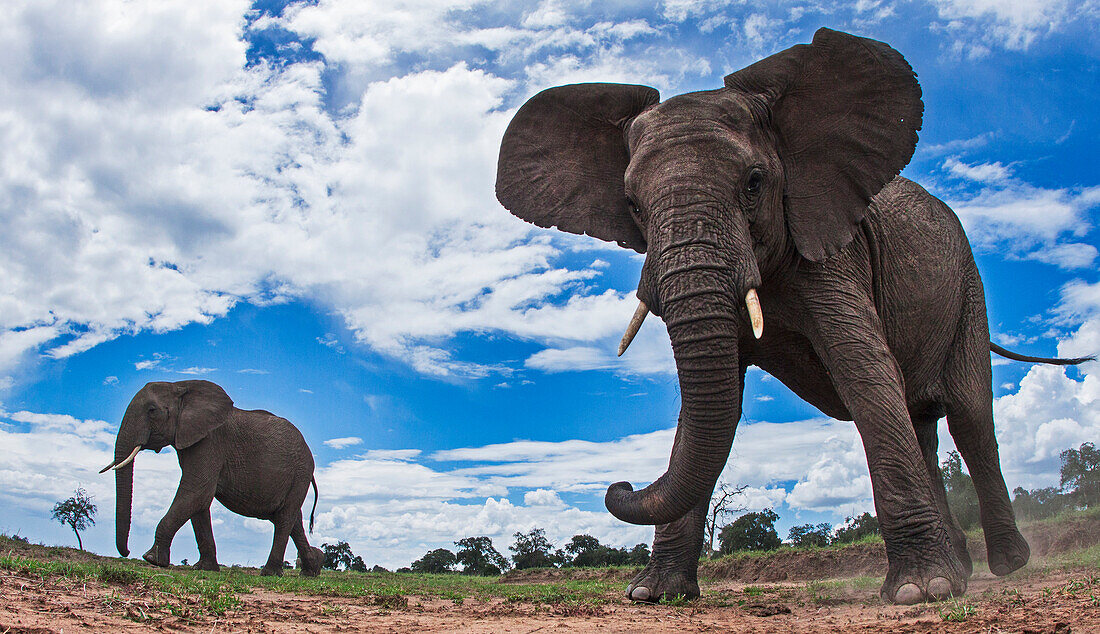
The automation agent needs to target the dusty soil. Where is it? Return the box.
[3,564,1098,632]
[3,515,1099,633]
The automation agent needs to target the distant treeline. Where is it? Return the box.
[320,442,1098,573]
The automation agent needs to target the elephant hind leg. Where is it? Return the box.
[942,283,1028,576]
[260,517,292,576]
[912,414,972,577]
[190,507,220,571]
[290,519,323,577]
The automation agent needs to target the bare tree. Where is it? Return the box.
[703,482,747,557]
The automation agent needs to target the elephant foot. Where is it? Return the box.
[880,546,968,605]
[193,559,220,572]
[142,544,170,568]
[300,546,324,577]
[259,564,284,577]
[986,528,1030,576]
[626,559,699,604]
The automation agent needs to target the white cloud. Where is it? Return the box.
[177,366,216,375]
[929,0,1089,52]
[524,488,565,506]
[5,0,689,381]
[944,157,1012,185]
[942,158,1099,270]
[363,449,421,461]
[323,436,363,449]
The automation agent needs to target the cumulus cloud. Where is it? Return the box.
[2,0,668,381]
[941,158,1099,270]
[929,0,1091,53]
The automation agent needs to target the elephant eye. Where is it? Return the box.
[744,170,764,195]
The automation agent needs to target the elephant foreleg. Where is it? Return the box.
[145,461,217,568]
[913,415,972,576]
[627,491,709,603]
[802,278,966,605]
[189,507,220,571]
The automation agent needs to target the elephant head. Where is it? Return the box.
[495,28,922,526]
[99,380,233,556]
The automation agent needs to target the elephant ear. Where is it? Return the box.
[725,27,923,262]
[496,82,659,253]
[173,380,233,449]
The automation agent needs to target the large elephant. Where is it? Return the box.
[495,28,1093,605]
[100,380,324,577]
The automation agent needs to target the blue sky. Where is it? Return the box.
[1,0,1098,570]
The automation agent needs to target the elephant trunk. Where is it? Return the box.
[112,409,148,558]
[606,207,755,525]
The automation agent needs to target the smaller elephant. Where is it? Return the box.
[100,380,324,576]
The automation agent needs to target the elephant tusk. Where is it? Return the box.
[618,301,649,357]
[746,288,764,339]
[101,446,142,473]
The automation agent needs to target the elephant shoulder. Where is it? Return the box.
[868,177,966,239]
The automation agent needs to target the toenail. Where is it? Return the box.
[894,583,923,605]
[927,577,953,601]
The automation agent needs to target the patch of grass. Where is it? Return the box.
[1,548,626,617]
[99,565,142,585]
[663,593,696,607]
[938,599,976,622]
[805,580,833,605]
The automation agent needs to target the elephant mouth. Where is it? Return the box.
[616,288,763,356]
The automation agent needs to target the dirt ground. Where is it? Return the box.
[2,562,1098,632]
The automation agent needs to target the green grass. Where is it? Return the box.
[0,540,622,621]
[938,599,976,622]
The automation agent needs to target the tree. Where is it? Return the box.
[833,512,879,544]
[627,543,650,566]
[788,522,832,548]
[718,509,781,554]
[52,487,97,551]
[410,548,457,573]
[703,482,748,557]
[509,528,556,569]
[1012,486,1069,520]
[321,541,369,571]
[941,451,980,530]
[1060,442,1100,508]
[455,536,509,576]
[348,555,368,572]
[555,535,652,568]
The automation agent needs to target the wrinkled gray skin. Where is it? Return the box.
[103,380,323,577]
[495,29,1078,605]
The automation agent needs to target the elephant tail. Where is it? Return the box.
[309,476,318,534]
[990,342,1095,366]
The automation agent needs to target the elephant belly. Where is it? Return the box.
[750,328,851,421]
[212,412,314,520]
[213,484,288,519]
